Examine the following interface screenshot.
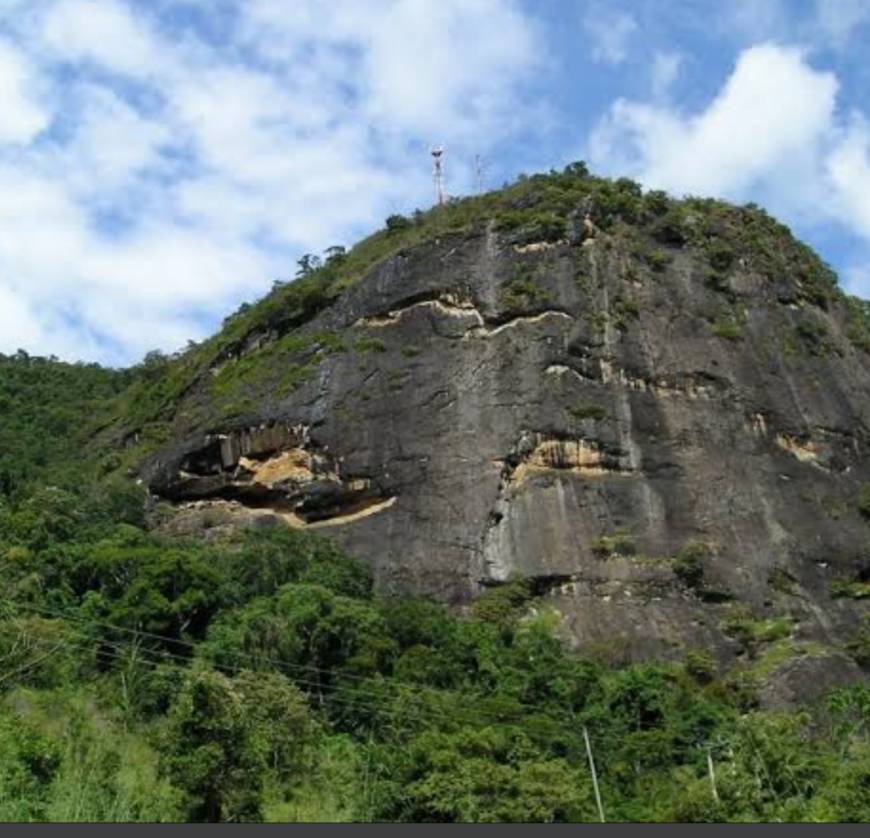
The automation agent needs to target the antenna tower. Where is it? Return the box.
[474,154,486,194]
[431,146,446,206]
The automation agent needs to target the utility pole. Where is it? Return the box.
[707,748,719,803]
[431,146,446,206]
[583,726,606,823]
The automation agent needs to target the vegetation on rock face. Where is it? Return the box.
[593,531,637,559]
[673,542,710,590]
[0,354,867,822]
[2,161,870,821]
[93,162,858,473]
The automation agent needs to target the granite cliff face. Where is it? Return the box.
[128,171,870,682]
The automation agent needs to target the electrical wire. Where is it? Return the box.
[3,597,585,732]
[1,600,583,744]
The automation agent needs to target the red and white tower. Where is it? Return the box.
[431,146,446,206]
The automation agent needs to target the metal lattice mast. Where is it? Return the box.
[431,146,446,206]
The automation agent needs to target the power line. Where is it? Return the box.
[2,599,586,742]
[1,598,742,769]
[6,620,602,764]
[1,601,757,815]
[6,598,532,715]
[0,636,71,687]
[5,598,583,729]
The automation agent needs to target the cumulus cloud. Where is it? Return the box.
[589,41,870,294]
[826,116,870,239]
[590,45,838,201]
[0,0,543,364]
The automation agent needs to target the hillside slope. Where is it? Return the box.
[112,167,870,686]
[2,169,870,822]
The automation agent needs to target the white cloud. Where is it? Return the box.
[361,0,540,136]
[0,0,543,364]
[826,115,870,239]
[0,39,49,144]
[239,0,541,139]
[41,0,169,78]
[0,285,44,353]
[588,42,870,294]
[590,45,838,200]
[59,85,171,192]
[583,6,637,65]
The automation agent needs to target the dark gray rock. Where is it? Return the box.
[143,222,870,671]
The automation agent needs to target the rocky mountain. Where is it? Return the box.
[113,166,870,693]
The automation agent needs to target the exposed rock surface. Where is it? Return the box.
[140,197,870,669]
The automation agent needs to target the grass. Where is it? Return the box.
[748,639,828,680]
[262,735,364,823]
[672,542,710,589]
[500,263,553,313]
[645,249,672,272]
[612,295,640,330]
[844,296,870,353]
[710,315,744,341]
[829,579,870,599]
[593,531,637,558]
[721,605,794,653]
[794,319,833,356]
[354,337,388,354]
[567,403,607,422]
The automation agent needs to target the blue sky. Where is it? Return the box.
[0,0,868,366]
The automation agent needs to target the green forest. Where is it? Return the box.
[0,344,868,823]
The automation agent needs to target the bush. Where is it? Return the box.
[593,532,636,558]
[644,190,670,216]
[385,214,411,233]
[795,319,831,356]
[706,242,736,271]
[499,273,552,313]
[613,295,641,330]
[471,579,535,625]
[846,617,870,666]
[650,207,690,245]
[645,249,672,272]
[721,606,793,652]
[673,542,709,589]
[829,579,870,599]
[354,337,387,354]
[568,403,607,422]
[711,316,743,341]
[563,161,589,178]
[684,649,716,685]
